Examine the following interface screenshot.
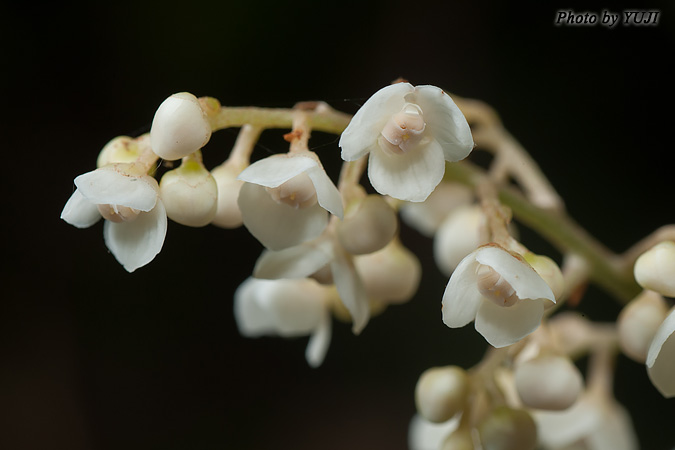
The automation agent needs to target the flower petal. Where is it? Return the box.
[475,297,545,348]
[330,241,370,334]
[442,251,483,328]
[434,205,485,276]
[413,85,474,162]
[305,308,332,368]
[534,395,601,449]
[237,155,317,188]
[408,414,459,450]
[103,200,167,272]
[233,277,276,336]
[585,401,639,450]
[61,189,102,228]
[238,182,328,250]
[646,308,675,398]
[368,138,445,202]
[306,165,344,218]
[253,236,334,279]
[75,166,158,212]
[260,279,327,336]
[339,83,414,161]
[475,246,555,302]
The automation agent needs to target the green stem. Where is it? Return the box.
[445,161,641,304]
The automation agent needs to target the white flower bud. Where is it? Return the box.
[617,290,669,363]
[337,195,398,255]
[634,241,675,297]
[522,253,565,302]
[478,406,537,450]
[415,366,470,423]
[514,355,583,411]
[354,239,421,305]
[159,158,217,227]
[210,163,245,228]
[400,182,473,237]
[150,92,212,161]
[434,205,486,276]
[97,136,143,168]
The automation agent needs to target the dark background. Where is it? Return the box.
[3,1,674,449]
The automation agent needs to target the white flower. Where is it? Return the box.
[237,152,343,250]
[60,163,167,272]
[234,277,332,367]
[408,414,460,450]
[442,244,555,348]
[339,83,474,202]
[646,307,675,398]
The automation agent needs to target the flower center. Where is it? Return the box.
[265,172,318,209]
[475,264,519,307]
[97,204,141,223]
[379,103,426,155]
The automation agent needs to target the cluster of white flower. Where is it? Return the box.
[62,82,674,449]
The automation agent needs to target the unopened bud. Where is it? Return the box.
[434,205,486,276]
[337,195,398,255]
[514,355,583,410]
[354,239,421,304]
[160,158,217,227]
[523,253,565,302]
[415,366,470,423]
[478,406,537,450]
[150,92,212,161]
[97,136,142,167]
[211,163,245,228]
[618,290,669,363]
[634,241,675,297]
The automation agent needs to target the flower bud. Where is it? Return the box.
[415,366,470,423]
[634,241,675,297]
[337,195,398,255]
[211,162,245,228]
[617,290,669,363]
[150,92,212,161]
[400,182,473,237]
[354,239,421,305]
[159,158,217,227]
[97,136,143,167]
[514,355,583,410]
[434,205,486,276]
[522,253,565,302]
[478,406,537,450]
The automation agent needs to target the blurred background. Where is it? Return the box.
[3,0,675,448]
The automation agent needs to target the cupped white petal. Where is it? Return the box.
[646,308,675,397]
[331,241,370,334]
[305,165,344,218]
[238,182,328,250]
[103,199,167,272]
[61,189,102,228]
[413,85,474,162]
[368,138,445,202]
[475,246,555,302]
[75,166,158,212]
[339,83,414,161]
[305,308,332,368]
[237,155,317,188]
[474,297,545,348]
[441,251,483,328]
[253,236,334,279]
[234,277,276,336]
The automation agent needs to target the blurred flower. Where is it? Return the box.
[339,82,473,202]
[646,307,675,398]
[61,163,167,272]
[442,244,555,348]
[633,240,675,297]
[234,277,332,367]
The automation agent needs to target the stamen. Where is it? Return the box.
[379,103,426,155]
[476,264,519,307]
[265,172,318,209]
[97,204,141,223]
